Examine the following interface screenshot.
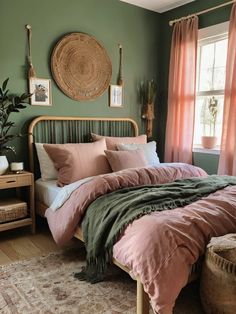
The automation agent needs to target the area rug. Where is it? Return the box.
[0,247,204,314]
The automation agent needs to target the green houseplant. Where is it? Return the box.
[0,78,31,174]
[201,96,218,149]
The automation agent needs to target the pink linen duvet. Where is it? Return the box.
[45,164,236,314]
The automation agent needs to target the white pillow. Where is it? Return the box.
[35,143,58,181]
[116,141,160,167]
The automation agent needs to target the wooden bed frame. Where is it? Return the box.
[28,115,202,314]
[28,115,150,314]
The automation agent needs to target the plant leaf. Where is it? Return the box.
[16,104,27,109]
[4,121,14,127]
[5,146,16,154]
[2,78,9,91]
[20,93,32,100]
[13,96,20,105]
[3,90,9,98]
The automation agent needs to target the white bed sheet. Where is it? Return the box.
[35,176,94,210]
[35,179,60,207]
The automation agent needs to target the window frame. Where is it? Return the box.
[193,22,229,151]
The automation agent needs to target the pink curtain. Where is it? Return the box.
[218,4,236,176]
[164,16,198,164]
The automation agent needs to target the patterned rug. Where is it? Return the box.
[0,247,204,314]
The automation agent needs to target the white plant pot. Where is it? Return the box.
[0,155,9,175]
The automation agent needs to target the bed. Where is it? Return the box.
[28,116,236,314]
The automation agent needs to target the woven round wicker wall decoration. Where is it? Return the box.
[51,33,112,101]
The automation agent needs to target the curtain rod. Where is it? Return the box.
[169,0,235,26]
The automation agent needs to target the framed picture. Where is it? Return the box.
[109,84,123,107]
[29,77,52,106]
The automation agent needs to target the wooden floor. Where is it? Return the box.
[0,218,78,266]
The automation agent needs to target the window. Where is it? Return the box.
[193,22,229,149]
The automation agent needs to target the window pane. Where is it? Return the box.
[199,68,214,91]
[193,95,224,146]
[215,39,228,67]
[213,39,228,90]
[213,66,226,90]
[198,44,214,91]
[200,43,214,68]
[197,39,228,93]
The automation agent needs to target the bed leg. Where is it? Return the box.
[137,279,150,314]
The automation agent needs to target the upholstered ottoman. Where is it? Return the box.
[200,234,236,314]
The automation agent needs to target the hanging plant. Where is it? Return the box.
[139,79,157,138]
[139,80,157,114]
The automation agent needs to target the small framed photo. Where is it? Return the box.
[109,84,123,107]
[29,77,52,106]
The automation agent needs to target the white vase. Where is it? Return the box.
[0,156,9,175]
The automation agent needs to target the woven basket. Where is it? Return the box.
[200,234,236,314]
[0,199,28,223]
[51,32,112,101]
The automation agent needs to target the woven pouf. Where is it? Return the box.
[200,234,236,314]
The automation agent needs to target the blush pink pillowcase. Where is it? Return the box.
[44,139,111,186]
[104,149,148,172]
[91,133,147,150]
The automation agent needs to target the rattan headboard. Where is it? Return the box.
[28,116,139,178]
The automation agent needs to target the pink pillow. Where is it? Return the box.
[104,149,148,172]
[44,139,111,186]
[91,133,147,150]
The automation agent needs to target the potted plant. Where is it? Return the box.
[0,78,31,175]
[201,96,218,149]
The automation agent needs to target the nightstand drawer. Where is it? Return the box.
[0,176,18,188]
[0,174,32,188]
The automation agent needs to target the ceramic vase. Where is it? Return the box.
[201,136,217,149]
[0,155,9,175]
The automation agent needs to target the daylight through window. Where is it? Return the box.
[193,32,228,149]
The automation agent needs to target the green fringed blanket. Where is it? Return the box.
[74,175,236,283]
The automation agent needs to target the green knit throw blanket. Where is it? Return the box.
[74,175,236,283]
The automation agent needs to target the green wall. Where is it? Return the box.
[157,0,232,173]
[193,152,219,175]
[0,0,160,165]
[1,0,232,174]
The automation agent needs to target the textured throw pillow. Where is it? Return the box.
[91,133,147,150]
[44,139,111,186]
[104,149,148,172]
[35,143,58,181]
[117,141,160,167]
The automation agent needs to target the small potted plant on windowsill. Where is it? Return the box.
[0,78,31,175]
[201,96,218,149]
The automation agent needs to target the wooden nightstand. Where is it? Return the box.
[0,171,35,234]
